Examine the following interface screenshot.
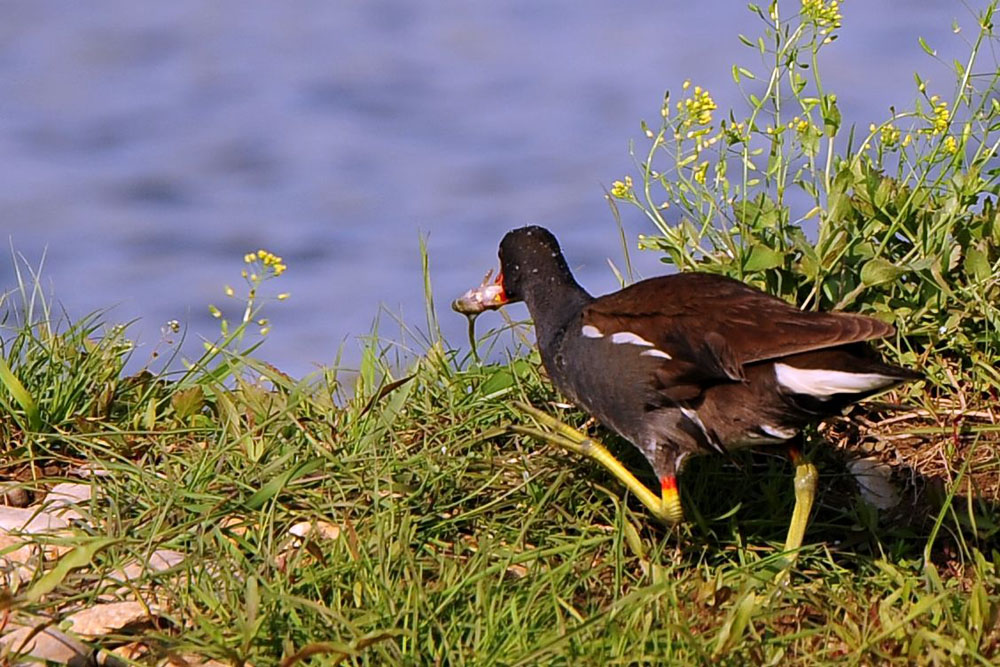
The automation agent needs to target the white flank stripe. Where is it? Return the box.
[581,324,604,338]
[761,424,797,440]
[610,331,654,346]
[640,348,672,359]
[680,408,706,435]
[774,363,897,398]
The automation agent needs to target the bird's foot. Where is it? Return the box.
[510,401,683,525]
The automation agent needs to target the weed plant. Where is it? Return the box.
[609,0,1000,395]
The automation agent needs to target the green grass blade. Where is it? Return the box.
[0,353,41,431]
[24,538,118,602]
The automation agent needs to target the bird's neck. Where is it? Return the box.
[522,274,592,350]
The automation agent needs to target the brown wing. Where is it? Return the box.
[582,272,894,396]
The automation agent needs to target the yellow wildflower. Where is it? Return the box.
[931,97,950,134]
[610,175,634,198]
[247,248,289,277]
[801,0,842,34]
[693,161,709,185]
[681,86,717,127]
[879,123,901,147]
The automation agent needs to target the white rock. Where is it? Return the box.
[40,482,93,521]
[146,549,186,571]
[64,600,160,637]
[0,623,90,664]
[69,463,112,478]
[45,483,92,508]
[289,520,340,541]
[0,506,69,534]
[113,549,186,583]
[848,457,901,510]
[0,534,74,589]
[106,641,150,663]
[102,549,187,601]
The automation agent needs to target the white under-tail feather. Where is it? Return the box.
[774,363,898,399]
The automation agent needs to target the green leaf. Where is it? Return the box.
[214,390,242,439]
[817,229,847,269]
[479,359,532,398]
[873,177,894,209]
[790,71,806,94]
[947,244,963,271]
[799,254,820,280]
[734,195,780,228]
[244,575,260,647]
[930,263,956,297]
[715,589,758,655]
[171,386,205,420]
[623,519,645,559]
[743,244,784,272]
[822,94,841,137]
[964,245,991,283]
[854,242,876,260]
[0,355,41,432]
[24,538,118,602]
[918,36,937,56]
[860,257,906,286]
[245,457,324,511]
[142,396,158,430]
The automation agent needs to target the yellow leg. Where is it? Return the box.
[783,447,818,555]
[511,401,683,525]
[659,475,685,525]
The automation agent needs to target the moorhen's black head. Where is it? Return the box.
[497,225,575,303]
[450,225,591,330]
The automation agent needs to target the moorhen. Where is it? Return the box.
[454,225,920,553]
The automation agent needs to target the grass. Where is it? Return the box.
[3,2,1000,663]
[0,258,998,665]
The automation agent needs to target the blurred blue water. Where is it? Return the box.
[0,1,979,376]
